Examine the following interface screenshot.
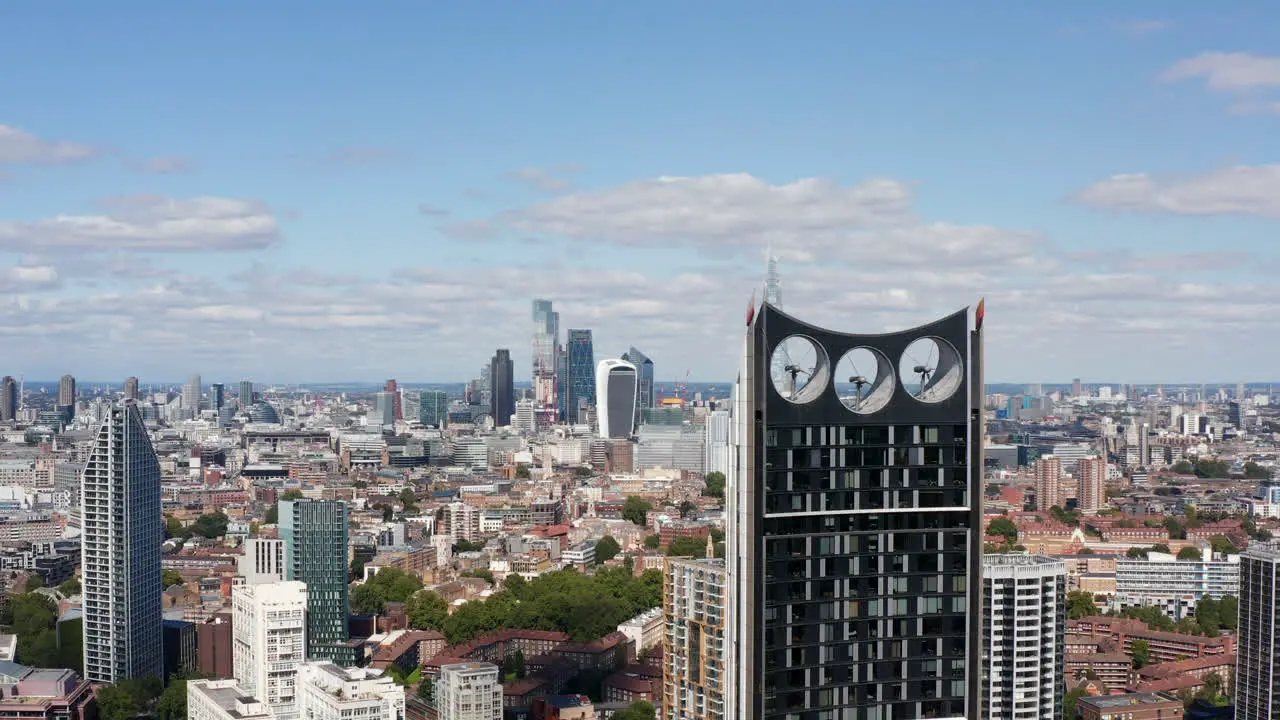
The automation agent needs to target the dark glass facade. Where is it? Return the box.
[730,304,983,720]
[280,499,358,666]
[490,348,515,427]
[566,329,595,424]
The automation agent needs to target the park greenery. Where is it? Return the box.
[165,512,229,540]
[1,592,81,670]
[404,567,662,644]
[622,496,652,525]
[163,569,185,589]
[612,701,657,720]
[350,567,424,615]
[594,535,621,563]
[702,471,725,500]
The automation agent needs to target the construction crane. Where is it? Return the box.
[678,369,691,401]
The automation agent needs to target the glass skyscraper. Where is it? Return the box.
[419,390,449,428]
[490,348,515,427]
[565,329,595,424]
[81,400,163,684]
[280,499,358,666]
[623,346,655,425]
[727,303,984,720]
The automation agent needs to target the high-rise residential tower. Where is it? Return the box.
[565,330,595,424]
[981,554,1066,720]
[233,581,308,720]
[58,374,76,419]
[0,376,16,422]
[184,374,202,416]
[489,349,515,427]
[1035,456,1063,512]
[239,379,254,405]
[1076,457,1106,514]
[279,499,357,666]
[438,662,502,720]
[1237,542,1280,718]
[123,376,140,401]
[532,299,560,425]
[384,379,402,420]
[727,302,984,720]
[596,358,638,439]
[81,400,164,684]
[664,557,730,720]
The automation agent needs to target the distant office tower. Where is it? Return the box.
[184,374,202,415]
[188,679,275,720]
[239,380,254,405]
[81,400,163,684]
[514,399,536,432]
[596,358,638,439]
[438,662,502,720]
[238,538,286,585]
[623,346,656,413]
[299,662,405,720]
[1238,381,1247,400]
[704,409,730,476]
[565,330,595,424]
[727,303,984,719]
[664,557,730,720]
[279,499,357,666]
[373,392,396,428]
[123,376,140,401]
[982,555,1066,720]
[233,581,308,720]
[58,374,76,419]
[419,390,449,427]
[1071,377,1082,397]
[0,375,16,422]
[210,383,225,411]
[532,299,560,423]
[1076,457,1107,514]
[1237,543,1280,718]
[1035,455,1063,511]
[384,379,401,420]
[489,349,515,427]
[556,347,569,420]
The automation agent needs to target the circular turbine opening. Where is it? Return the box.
[834,347,895,414]
[899,336,964,403]
[769,335,829,404]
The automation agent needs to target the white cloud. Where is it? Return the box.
[1072,165,1280,217]
[0,195,282,252]
[0,264,60,293]
[1161,52,1280,92]
[0,124,97,165]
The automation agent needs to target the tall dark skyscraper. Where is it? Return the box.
[81,400,163,684]
[623,347,655,426]
[279,499,357,666]
[385,379,402,420]
[0,376,16,422]
[727,302,984,720]
[210,383,225,411]
[565,329,595,424]
[556,346,569,420]
[489,349,515,427]
[58,374,76,420]
[1237,543,1280,717]
[123,376,140,401]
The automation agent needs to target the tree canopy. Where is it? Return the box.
[1067,591,1097,620]
[189,512,229,539]
[281,489,305,501]
[437,567,663,644]
[1177,546,1203,561]
[350,566,424,615]
[622,496,652,526]
[163,569,185,588]
[702,472,725,500]
[1208,535,1240,555]
[405,590,449,630]
[612,701,657,720]
[1131,638,1152,668]
[1243,461,1271,479]
[987,517,1019,543]
[668,535,708,558]
[595,535,621,564]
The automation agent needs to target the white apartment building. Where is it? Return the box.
[982,554,1067,720]
[617,606,664,661]
[443,502,482,542]
[298,662,405,720]
[232,581,308,720]
[1114,551,1240,619]
[237,538,286,585]
[188,680,274,720]
[437,662,502,720]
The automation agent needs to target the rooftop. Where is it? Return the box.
[1079,691,1181,708]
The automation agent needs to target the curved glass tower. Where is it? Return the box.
[596,358,638,439]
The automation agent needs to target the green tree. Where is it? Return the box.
[162,569,185,588]
[352,567,425,615]
[1219,595,1239,632]
[505,574,529,600]
[1063,687,1088,719]
[189,512,230,539]
[24,574,45,591]
[1243,461,1270,479]
[668,535,708,557]
[264,504,279,524]
[157,677,187,720]
[57,577,81,595]
[97,685,140,720]
[1131,639,1152,668]
[643,534,660,549]
[1151,543,1172,554]
[1177,546,1203,561]
[1165,517,1187,540]
[1172,460,1195,475]
[678,500,698,519]
[165,515,189,539]
[399,488,417,505]
[702,471,725,499]
[1067,591,1097,620]
[406,590,449,630]
[281,489,304,501]
[1195,597,1221,636]
[987,517,1019,544]
[462,569,495,584]
[515,463,531,479]
[417,678,434,704]
[1126,547,1149,559]
[622,496,653,526]
[595,535,621,564]
[1193,458,1231,479]
[510,649,527,679]
[611,701,657,720]
[453,539,488,553]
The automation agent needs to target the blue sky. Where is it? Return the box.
[1,1,1278,384]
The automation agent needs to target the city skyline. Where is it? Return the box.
[2,4,1278,382]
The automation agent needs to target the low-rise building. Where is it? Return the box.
[617,607,663,661]
[298,662,405,720]
[0,668,95,720]
[188,680,274,720]
[438,662,501,720]
[1077,691,1184,720]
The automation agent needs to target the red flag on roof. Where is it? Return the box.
[746,289,757,326]
[976,297,986,330]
